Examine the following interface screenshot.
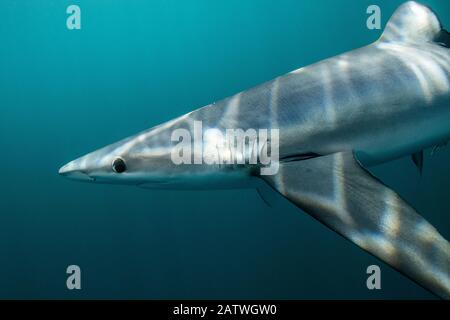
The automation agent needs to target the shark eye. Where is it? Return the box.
[112,157,127,173]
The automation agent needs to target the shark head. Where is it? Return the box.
[58,118,189,188]
[58,116,249,188]
[59,140,133,184]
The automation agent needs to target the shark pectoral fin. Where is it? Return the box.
[411,151,424,174]
[262,151,450,299]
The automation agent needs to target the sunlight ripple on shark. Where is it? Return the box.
[59,2,450,298]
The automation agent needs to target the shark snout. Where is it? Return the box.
[58,161,94,181]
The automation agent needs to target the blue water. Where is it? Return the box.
[0,0,449,299]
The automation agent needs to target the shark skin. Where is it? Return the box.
[59,2,450,298]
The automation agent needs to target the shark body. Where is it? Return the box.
[60,2,450,298]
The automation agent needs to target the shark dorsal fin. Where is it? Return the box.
[380,1,442,44]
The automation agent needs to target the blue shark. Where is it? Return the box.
[59,2,450,298]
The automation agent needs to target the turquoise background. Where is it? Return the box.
[0,0,449,299]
